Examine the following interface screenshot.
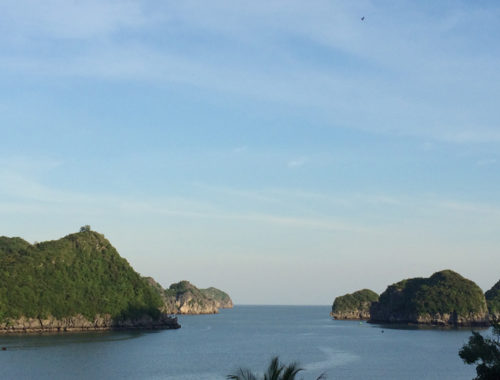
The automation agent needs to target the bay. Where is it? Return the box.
[0,306,478,379]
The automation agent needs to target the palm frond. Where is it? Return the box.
[228,355,328,380]
[264,356,284,380]
[281,362,303,380]
[227,368,259,380]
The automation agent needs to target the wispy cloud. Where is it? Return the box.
[0,168,372,233]
[1,1,499,143]
[476,158,497,166]
[232,146,248,153]
[288,156,308,168]
[438,200,500,216]
[0,0,146,40]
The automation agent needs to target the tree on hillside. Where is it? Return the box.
[227,356,326,380]
[80,225,91,232]
[459,323,500,380]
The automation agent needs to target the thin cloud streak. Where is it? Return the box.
[1,1,499,143]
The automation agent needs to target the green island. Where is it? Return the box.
[331,289,379,320]
[485,279,500,321]
[200,287,234,309]
[145,278,233,314]
[369,270,489,326]
[0,228,180,333]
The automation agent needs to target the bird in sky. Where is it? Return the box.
[361,16,365,21]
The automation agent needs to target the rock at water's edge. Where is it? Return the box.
[0,313,180,334]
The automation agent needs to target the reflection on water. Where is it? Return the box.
[369,322,491,331]
[0,331,145,350]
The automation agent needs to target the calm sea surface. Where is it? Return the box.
[0,306,480,379]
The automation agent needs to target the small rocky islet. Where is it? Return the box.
[0,229,233,333]
[331,269,497,327]
[145,278,233,315]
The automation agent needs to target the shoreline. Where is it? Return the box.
[0,314,181,334]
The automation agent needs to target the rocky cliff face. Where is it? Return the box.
[162,283,219,315]
[331,289,379,320]
[485,279,500,322]
[0,313,180,334]
[369,270,489,326]
[145,278,233,315]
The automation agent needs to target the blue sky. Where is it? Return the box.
[1,0,499,304]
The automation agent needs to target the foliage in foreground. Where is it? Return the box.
[0,229,163,322]
[459,323,500,380]
[227,356,326,380]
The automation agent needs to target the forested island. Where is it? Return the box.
[331,289,378,320]
[0,228,181,333]
[332,270,497,327]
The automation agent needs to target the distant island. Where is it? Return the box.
[145,278,233,315]
[331,289,378,320]
[332,270,496,327]
[0,228,181,333]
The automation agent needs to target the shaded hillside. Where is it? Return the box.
[369,270,488,326]
[331,289,378,320]
[0,229,179,332]
[486,279,500,321]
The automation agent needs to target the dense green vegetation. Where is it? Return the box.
[459,323,500,379]
[200,287,233,307]
[375,270,487,317]
[0,229,163,322]
[332,289,379,314]
[485,280,500,319]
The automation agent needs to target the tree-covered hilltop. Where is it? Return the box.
[369,270,489,326]
[200,287,233,309]
[0,229,167,325]
[145,278,233,314]
[485,279,500,321]
[331,289,379,320]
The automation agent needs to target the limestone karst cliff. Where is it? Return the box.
[145,278,233,315]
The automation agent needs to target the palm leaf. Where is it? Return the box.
[227,368,259,380]
[264,356,284,380]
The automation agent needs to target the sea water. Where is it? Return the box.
[0,306,478,379]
